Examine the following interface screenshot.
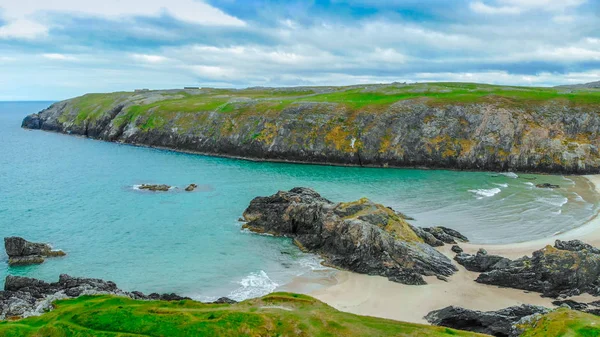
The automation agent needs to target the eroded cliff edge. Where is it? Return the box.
[21,83,600,173]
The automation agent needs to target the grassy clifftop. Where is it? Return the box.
[23,82,600,173]
[0,293,484,337]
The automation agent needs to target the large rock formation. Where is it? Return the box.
[242,187,460,285]
[0,274,202,320]
[20,84,600,173]
[425,305,550,337]
[455,240,600,297]
[4,237,66,266]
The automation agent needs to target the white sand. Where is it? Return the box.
[289,175,600,324]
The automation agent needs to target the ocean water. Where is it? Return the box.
[1,102,598,300]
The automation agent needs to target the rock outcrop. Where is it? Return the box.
[4,237,66,266]
[455,240,600,297]
[242,187,460,285]
[0,274,209,320]
[138,184,171,192]
[425,305,550,337]
[20,84,600,174]
[185,184,198,192]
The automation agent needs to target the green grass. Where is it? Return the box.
[518,308,600,337]
[0,293,486,337]
[58,83,600,132]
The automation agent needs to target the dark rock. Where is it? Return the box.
[242,187,458,285]
[0,274,192,320]
[21,114,41,129]
[425,305,550,337]
[454,249,511,273]
[185,184,198,192]
[535,183,560,189]
[4,237,66,266]
[212,297,237,304]
[473,240,600,297]
[451,245,463,254]
[139,184,171,192]
[422,227,469,244]
[552,300,589,311]
[410,225,444,247]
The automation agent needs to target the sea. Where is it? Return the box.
[1,101,598,301]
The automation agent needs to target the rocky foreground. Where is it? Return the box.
[21,83,600,173]
[0,274,236,320]
[242,187,467,284]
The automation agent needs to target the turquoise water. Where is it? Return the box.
[1,102,598,300]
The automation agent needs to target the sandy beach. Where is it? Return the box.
[281,175,600,324]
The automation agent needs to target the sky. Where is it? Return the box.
[0,0,599,100]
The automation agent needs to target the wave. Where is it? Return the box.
[468,188,502,199]
[537,196,568,208]
[573,192,585,202]
[500,172,519,179]
[227,271,279,302]
[298,255,330,272]
[524,182,535,186]
[493,183,509,188]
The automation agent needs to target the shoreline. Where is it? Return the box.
[280,174,600,324]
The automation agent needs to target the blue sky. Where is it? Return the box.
[0,0,599,100]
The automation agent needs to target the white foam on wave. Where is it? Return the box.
[493,183,509,188]
[227,271,279,302]
[468,188,502,199]
[524,182,535,186]
[562,176,576,185]
[298,255,330,273]
[500,172,519,179]
[573,192,585,202]
[536,196,568,208]
[132,184,142,190]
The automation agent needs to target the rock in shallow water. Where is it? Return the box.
[425,305,550,337]
[4,237,66,266]
[139,184,171,192]
[242,187,461,285]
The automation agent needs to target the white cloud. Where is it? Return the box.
[130,54,169,63]
[470,0,586,14]
[0,0,244,39]
[42,53,77,61]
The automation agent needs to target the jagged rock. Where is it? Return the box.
[139,184,171,192]
[552,300,589,311]
[535,183,560,189]
[471,240,600,297]
[451,245,463,254]
[21,114,41,129]
[4,237,66,266]
[0,274,192,320]
[242,187,458,285]
[410,225,444,247]
[212,297,237,304]
[185,184,198,192]
[454,249,511,272]
[425,305,550,337]
[422,227,469,244]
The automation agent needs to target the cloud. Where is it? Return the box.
[130,54,170,63]
[42,53,77,61]
[470,0,586,14]
[0,0,245,39]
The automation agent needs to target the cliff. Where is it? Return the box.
[21,82,600,173]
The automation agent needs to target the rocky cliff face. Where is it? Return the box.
[242,187,461,285]
[21,84,600,173]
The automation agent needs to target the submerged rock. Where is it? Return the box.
[4,237,66,266]
[185,183,198,192]
[458,240,600,297]
[242,187,458,285]
[139,184,171,192]
[535,183,560,189]
[425,305,550,337]
[0,274,192,320]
